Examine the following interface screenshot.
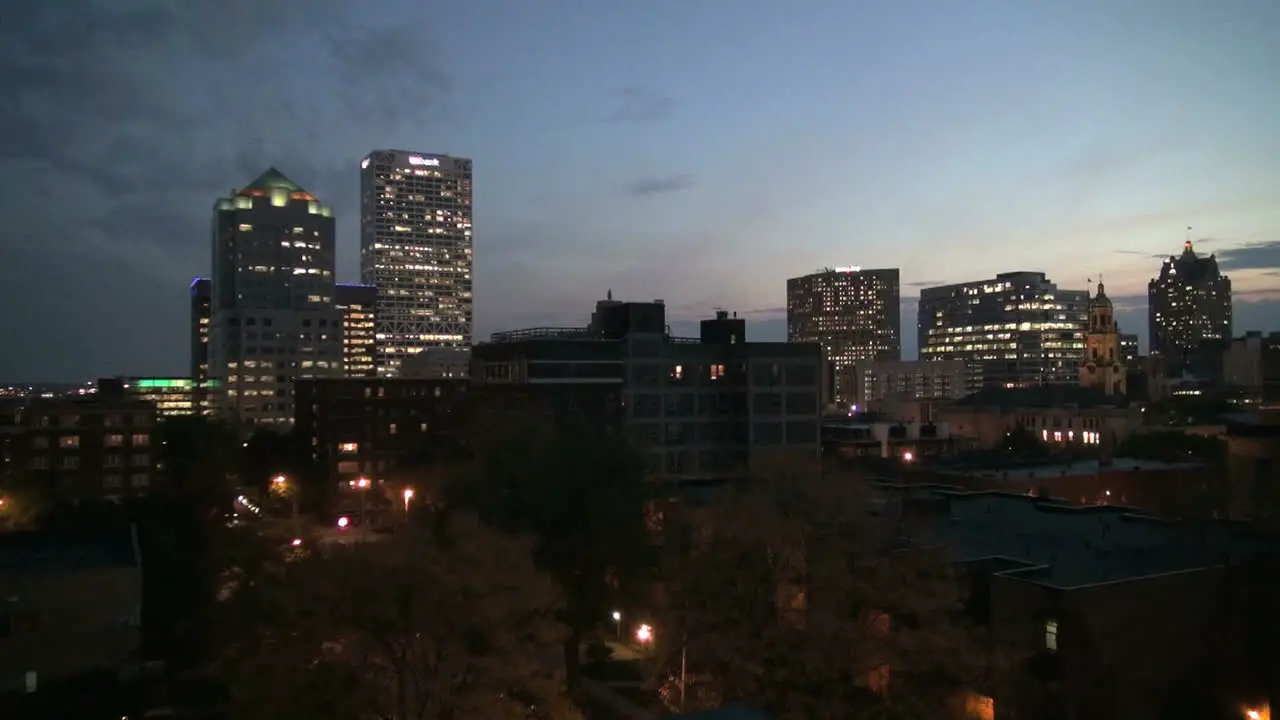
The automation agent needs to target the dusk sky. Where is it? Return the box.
[2,0,1278,382]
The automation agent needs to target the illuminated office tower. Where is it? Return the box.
[1148,239,1232,374]
[210,168,342,429]
[918,272,1087,389]
[190,277,212,414]
[359,150,473,376]
[787,266,901,405]
[336,283,377,378]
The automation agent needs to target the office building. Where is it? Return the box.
[1148,239,1232,374]
[335,283,377,378]
[838,359,969,410]
[190,277,212,414]
[400,347,470,378]
[1079,281,1126,397]
[210,168,342,429]
[918,272,1088,389]
[473,298,823,482]
[1120,333,1139,364]
[787,267,901,405]
[97,377,195,417]
[1224,331,1280,403]
[360,150,473,376]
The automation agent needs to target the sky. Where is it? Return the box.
[1,0,1278,382]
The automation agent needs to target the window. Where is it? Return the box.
[103,475,123,488]
[132,454,150,466]
[58,435,79,449]
[131,474,150,488]
[339,442,358,453]
[710,364,725,380]
[58,456,79,469]
[1044,619,1058,652]
[105,434,123,447]
[30,437,48,449]
[131,433,149,447]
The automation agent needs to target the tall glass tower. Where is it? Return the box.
[359,150,473,376]
[210,168,342,429]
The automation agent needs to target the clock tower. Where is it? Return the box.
[1080,279,1126,396]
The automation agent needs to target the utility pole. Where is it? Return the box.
[679,640,687,711]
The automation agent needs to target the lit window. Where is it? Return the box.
[1045,619,1058,652]
[339,442,358,453]
[59,435,80,449]
[132,433,149,447]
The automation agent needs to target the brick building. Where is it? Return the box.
[294,377,472,491]
[9,395,158,502]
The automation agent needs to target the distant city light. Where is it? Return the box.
[337,516,350,529]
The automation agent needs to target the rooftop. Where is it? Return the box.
[887,486,1257,589]
[0,526,140,574]
[953,385,1129,410]
[933,457,1200,480]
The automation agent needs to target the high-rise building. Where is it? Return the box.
[1120,333,1140,364]
[336,283,377,378]
[918,272,1087,389]
[1148,239,1232,374]
[359,150,473,377]
[190,277,212,414]
[786,267,900,405]
[210,168,342,429]
[1079,281,1126,397]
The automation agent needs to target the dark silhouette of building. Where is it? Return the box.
[10,394,158,502]
[1148,239,1232,375]
[473,297,824,483]
[189,278,212,415]
[294,377,470,491]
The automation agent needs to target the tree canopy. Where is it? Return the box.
[221,509,583,720]
[449,426,656,687]
[651,463,993,719]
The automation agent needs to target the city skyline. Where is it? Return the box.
[2,0,1279,381]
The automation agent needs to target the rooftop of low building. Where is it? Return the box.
[952,385,1129,410]
[879,484,1258,590]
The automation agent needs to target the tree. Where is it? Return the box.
[652,462,993,719]
[450,425,655,689]
[220,509,583,720]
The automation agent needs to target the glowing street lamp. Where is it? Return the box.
[611,610,622,639]
[636,623,653,645]
[291,538,303,547]
[337,516,350,529]
[403,488,415,513]
[903,451,914,463]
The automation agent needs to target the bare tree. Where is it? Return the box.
[222,510,584,720]
[652,460,994,719]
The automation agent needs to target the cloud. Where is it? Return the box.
[603,86,675,124]
[1216,241,1280,272]
[905,280,946,289]
[0,0,453,380]
[626,174,696,197]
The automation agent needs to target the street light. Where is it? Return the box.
[636,623,653,644]
[403,488,415,514]
[903,451,914,463]
[611,610,622,639]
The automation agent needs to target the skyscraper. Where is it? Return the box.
[787,267,901,405]
[210,168,342,429]
[189,277,212,415]
[335,283,377,378]
[1148,239,1232,374]
[360,150,473,376]
[918,272,1087,389]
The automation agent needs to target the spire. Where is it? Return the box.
[1184,225,1194,253]
[607,288,613,301]
[1097,273,1105,296]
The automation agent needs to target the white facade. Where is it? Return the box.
[359,150,474,377]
